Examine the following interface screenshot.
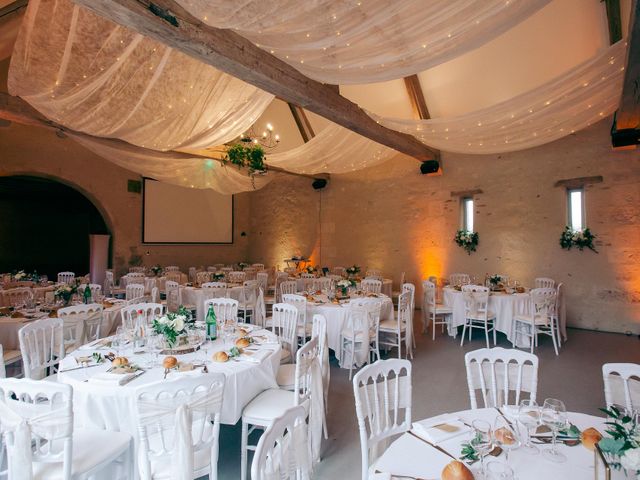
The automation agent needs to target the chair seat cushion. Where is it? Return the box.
[467,310,496,320]
[514,314,551,326]
[276,364,295,390]
[434,304,453,314]
[379,319,406,331]
[32,428,131,479]
[3,349,21,364]
[243,388,295,424]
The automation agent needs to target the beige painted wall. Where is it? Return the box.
[0,121,252,276]
[249,118,640,335]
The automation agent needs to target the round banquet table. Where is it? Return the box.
[293,277,393,297]
[57,327,281,432]
[302,293,394,368]
[374,407,607,480]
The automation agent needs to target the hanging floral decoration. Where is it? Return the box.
[454,230,479,255]
[559,226,598,253]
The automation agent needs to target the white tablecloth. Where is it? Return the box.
[375,407,607,480]
[181,285,245,323]
[119,274,189,293]
[293,278,393,297]
[0,284,57,306]
[443,288,531,346]
[304,293,394,367]
[58,329,281,429]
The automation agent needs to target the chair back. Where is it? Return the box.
[196,271,211,287]
[602,363,640,412]
[134,373,225,480]
[254,288,267,328]
[57,272,75,285]
[449,273,470,286]
[126,283,145,301]
[256,272,269,293]
[129,266,146,274]
[165,271,182,284]
[122,303,165,330]
[250,405,310,480]
[165,266,180,272]
[282,294,307,337]
[201,282,228,299]
[104,270,114,296]
[0,378,74,480]
[462,285,490,321]
[464,347,538,409]
[293,337,319,408]
[58,303,103,349]
[332,266,346,277]
[280,281,298,297]
[402,282,415,321]
[83,283,102,302]
[126,272,145,285]
[312,277,332,292]
[271,303,299,360]
[312,314,330,401]
[252,263,265,271]
[422,280,436,310]
[2,288,33,308]
[243,268,258,281]
[361,279,382,294]
[165,281,180,313]
[299,272,314,279]
[534,277,555,289]
[365,269,383,281]
[353,359,412,480]
[18,318,64,380]
[203,298,238,325]
[206,266,217,273]
[529,288,557,325]
[228,271,246,284]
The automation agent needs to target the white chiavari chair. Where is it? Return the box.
[78,283,102,302]
[422,280,453,339]
[280,280,298,298]
[241,337,319,480]
[57,272,75,285]
[312,276,333,293]
[282,293,310,345]
[18,317,64,380]
[361,278,382,294]
[201,282,228,299]
[0,378,134,479]
[227,271,246,284]
[252,263,265,271]
[58,303,104,350]
[243,267,258,281]
[602,363,640,412]
[378,291,412,359]
[196,271,211,287]
[401,282,416,349]
[129,266,146,274]
[203,298,238,326]
[164,271,182,284]
[256,272,269,296]
[164,266,179,272]
[460,285,496,348]
[250,405,311,480]
[341,298,382,380]
[464,347,538,409]
[126,272,145,285]
[332,266,346,277]
[271,303,299,365]
[353,359,412,480]
[513,287,558,355]
[2,288,33,308]
[449,273,470,286]
[134,373,225,480]
[125,283,145,301]
[239,280,259,323]
[535,278,556,289]
[164,280,180,313]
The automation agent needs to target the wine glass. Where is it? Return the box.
[541,398,568,463]
[471,419,493,478]
[148,334,164,367]
[493,415,520,463]
[485,461,515,480]
[113,326,126,356]
[187,328,200,354]
[518,399,541,454]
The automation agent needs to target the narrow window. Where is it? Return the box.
[567,188,584,231]
[461,197,474,231]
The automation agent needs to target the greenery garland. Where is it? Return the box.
[559,226,598,252]
[454,230,479,255]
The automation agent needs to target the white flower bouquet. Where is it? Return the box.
[598,405,640,475]
[454,230,479,255]
[152,312,188,346]
[560,226,597,252]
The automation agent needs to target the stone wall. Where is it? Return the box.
[248,118,640,334]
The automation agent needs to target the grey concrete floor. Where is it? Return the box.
[215,322,640,479]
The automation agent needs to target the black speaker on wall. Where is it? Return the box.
[312,178,328,190]
[420,160,440,175]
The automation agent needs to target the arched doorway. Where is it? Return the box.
[0,175,111,277]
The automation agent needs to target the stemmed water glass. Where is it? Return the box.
[113,326,126,356]
[148,334,164,367]
[518,399,541,454]
[472,419,493,478]
[485,461,515,480]
[541,398,568,463]
[493,415,520,463]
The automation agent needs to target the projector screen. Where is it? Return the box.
[143,179,233,244]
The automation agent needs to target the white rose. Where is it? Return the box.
[158,316,169,325]
[174,316,185,332]
[621,448,640,472]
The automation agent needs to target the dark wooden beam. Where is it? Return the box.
[288,103,315,143]
[72,0,438,162]
[403,75,431,120]
[554,175,603,189]
[604,0,623,44]
[616,0,640,130]
[0,92,325,180]
[450,188,483,198]
[0,0,28,19]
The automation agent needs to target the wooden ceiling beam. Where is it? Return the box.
[0,92,325,180]
[615,0,640,130]
[403,74,431,121]
[72,0,438,162]
[288,103,315,143]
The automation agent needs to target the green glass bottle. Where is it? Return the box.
[83,285,91,304]
[206,305,217,340]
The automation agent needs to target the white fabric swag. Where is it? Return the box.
[177,0,551,85]
[71,133,275,193]
[0,399,74,480]
[265,40,627,173]
[8,0,274,152]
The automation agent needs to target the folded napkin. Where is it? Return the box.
[412,415,471,444]
[89,371,137,385]
[236,349,271,364]
[59,356,78,371]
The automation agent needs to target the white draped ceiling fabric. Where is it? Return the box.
[4,0,628,188]
[8,0,274,192]
[177,0,552,85]
[265,40,627,173]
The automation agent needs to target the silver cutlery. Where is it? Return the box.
[121,370,146,386]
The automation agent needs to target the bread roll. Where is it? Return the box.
[112,356,129,367]
[236,337,250,348]
[163,356,178,369]
[441,460,474,480]
[213,351,229,362]
[581,427,602,451]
